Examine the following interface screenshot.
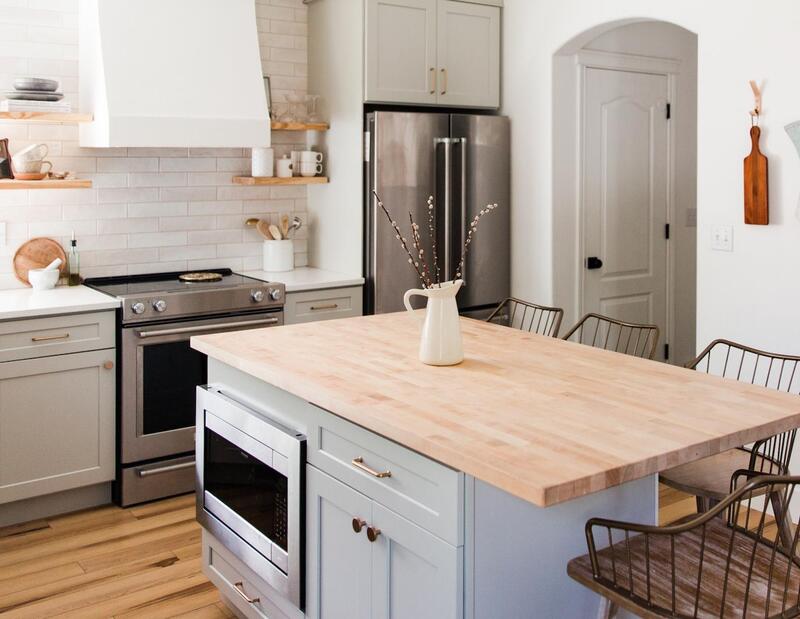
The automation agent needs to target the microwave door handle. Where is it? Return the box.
[135,317,279,338]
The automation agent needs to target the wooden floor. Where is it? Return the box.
[0,486,699,618]
[0,494,231,619]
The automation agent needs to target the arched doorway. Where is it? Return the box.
[552,20,698,365]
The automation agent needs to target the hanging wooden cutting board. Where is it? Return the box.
[13,237,67,285]
[744,125,769,224]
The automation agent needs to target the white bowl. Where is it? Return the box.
[28,268,60,290]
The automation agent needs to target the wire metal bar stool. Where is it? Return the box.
[486,297,564,337]
[661,339,800,534]
[561,313,660,360]
[568,472,800,618]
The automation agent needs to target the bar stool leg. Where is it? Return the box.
[597,598,617,619]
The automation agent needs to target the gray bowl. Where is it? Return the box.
[13,78,59,92]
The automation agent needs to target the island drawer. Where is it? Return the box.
[307,408,463,546]
[203,532,300,619]
[0,311,115,362]
[284,286,362,324]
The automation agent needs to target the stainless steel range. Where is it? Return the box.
[85,269,285,506]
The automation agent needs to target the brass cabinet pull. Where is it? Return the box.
[310,303,338,311]
[367,526,381,542]
[233,582,260,604]
[352,517,366,533]
[103,360,114,370]
[440,68,447,95]
[31,333,70,342]
[429,67,436,94]
[351,456,391,479]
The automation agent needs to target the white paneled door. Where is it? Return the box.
[582,67,670,358]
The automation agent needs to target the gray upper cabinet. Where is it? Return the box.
[365,0,500,108]
[437,0,500,108]
[365,0,438,105]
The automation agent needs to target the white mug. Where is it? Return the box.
[14,159,52,174]
[276,156,293,178]
[251,147,274,177]
[300,150,323,163]
[290,150,302,177]
[14,143,48,162]
[300,162,323,177]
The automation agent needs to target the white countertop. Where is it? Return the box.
[0,285,120,321]
[244,267,365,293]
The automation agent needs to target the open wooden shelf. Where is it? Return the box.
[232,176,328,186]
[270,121,329,131]
[0,111,93,123]
[0,178,92,189]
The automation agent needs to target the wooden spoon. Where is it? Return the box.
[268,224,283,240]
[280,213,290,239]
[255,219,273,240]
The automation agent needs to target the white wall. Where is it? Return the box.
[503,0,800,358]
[551,21,698,365]
[0,0,309,288]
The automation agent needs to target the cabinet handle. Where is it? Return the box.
[367,526,381,542]
[31,333,70,342]
[352,517,366,533]
[233,582,260,604]
[310,303,338,311]
[103,360,114,370]
[441,68,447,95]
[351,456,391,478]
[429,67,436,94]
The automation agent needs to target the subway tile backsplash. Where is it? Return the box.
[0,0,310,289]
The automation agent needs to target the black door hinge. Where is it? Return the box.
[666,103,671,120]
[665,223,670,239]
[664,343,670,360]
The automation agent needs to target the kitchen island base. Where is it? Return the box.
[201,359,655,618]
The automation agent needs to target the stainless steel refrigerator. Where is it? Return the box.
[365,111,510,317]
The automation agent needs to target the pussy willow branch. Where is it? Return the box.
[426,196,440,285]
[453,203,499,280]
[409,211,433,288]
[372,191,428,287]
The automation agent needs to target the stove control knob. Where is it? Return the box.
[131,302,146,315]
[251,290,265,303]
[152,299,167,313]
[269,288,282,301]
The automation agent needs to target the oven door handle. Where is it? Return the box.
[137,460,195,477]
[135,317,279,338]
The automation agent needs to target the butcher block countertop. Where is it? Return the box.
[191,312,800,507]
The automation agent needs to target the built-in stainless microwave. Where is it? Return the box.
[196,386,305,610]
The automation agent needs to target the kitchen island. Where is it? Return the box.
[192,313,800,618]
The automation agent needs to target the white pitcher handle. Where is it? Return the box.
[403,288,426,321]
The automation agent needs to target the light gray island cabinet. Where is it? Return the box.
[192,313,800,619]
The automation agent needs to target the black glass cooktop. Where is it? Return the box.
[84,269,269,298]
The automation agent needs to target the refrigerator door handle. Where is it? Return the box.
[434,137,453,281]
[458,137,467,282]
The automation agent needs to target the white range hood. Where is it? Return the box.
[79,0,270,148]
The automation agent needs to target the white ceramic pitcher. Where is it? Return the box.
[403,280,464,366]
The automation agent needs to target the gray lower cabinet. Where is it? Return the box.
[306,466,462,619]
[0,311,116,505]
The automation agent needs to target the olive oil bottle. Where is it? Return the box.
[68,231,80,286]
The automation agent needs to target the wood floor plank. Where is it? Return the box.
[169,602,231,619]
[78,528,201,573]
[113,580,221,619]
[0,519,50,539]
[0,562,86,598]
[128,494,196,520]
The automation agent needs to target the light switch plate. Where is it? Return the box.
[711,225,733,251]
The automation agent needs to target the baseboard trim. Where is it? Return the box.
[0,483,112,528]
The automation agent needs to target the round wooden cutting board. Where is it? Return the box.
[13,237,67,285]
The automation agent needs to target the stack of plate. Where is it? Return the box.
[4,78,63,102]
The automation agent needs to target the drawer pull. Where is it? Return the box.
[352,517,366,533]
[31,333,70,342]
[352,456,391,479]
[137,460,195,477]
[367,526,381,542]
[233,581,260,604]
[310,303,338,311]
